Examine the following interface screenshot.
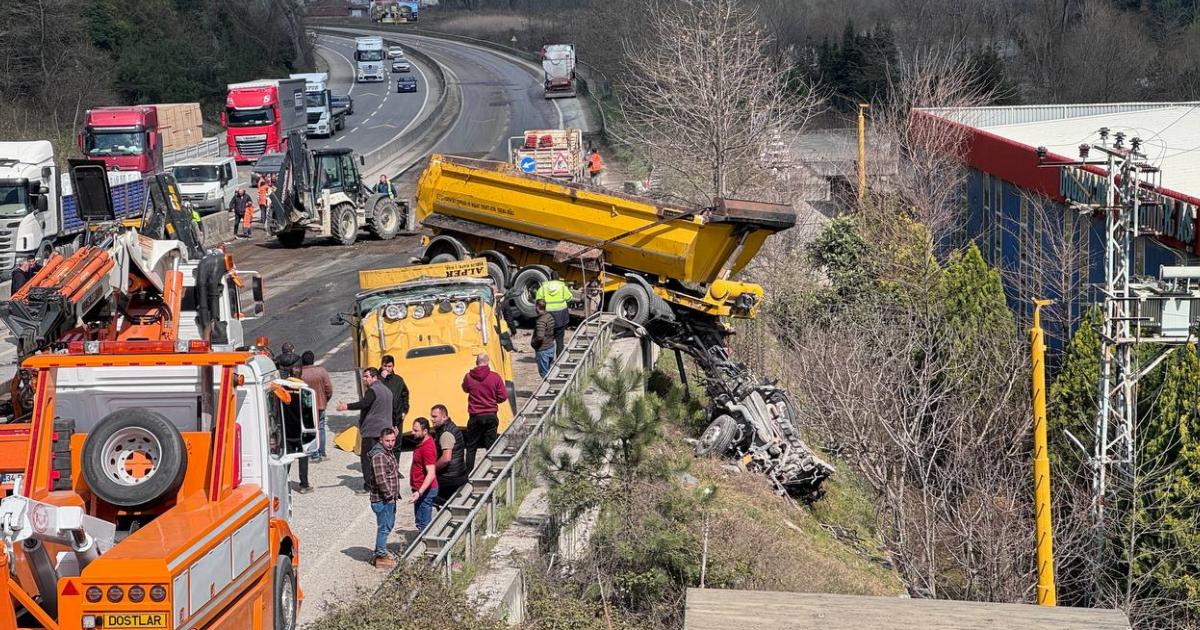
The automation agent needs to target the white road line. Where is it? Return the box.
[392,49,433,138]
[315,40,357,96]
[334,135,347,143]
[317,336,354,366]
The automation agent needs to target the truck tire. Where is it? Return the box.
[511,265,551,319]
[332,204,358,246]
[429,253,458,264]
[608,284,650,325]
[277,229,306,248]
[273,555,298,630]
[487,262,507,290]
[370,199,402,240]
[81,408,187,508]
[695,414,739,457]
[479,251,511,289]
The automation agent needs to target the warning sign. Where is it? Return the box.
[552,151,569,176]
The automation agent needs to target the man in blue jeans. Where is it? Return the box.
[368,428,401,569]
[532,299,557,378]
[408,417,439,530]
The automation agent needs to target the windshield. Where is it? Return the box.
[359,283,494,316]
[356,50,385,62]
[305,92,327,108]
[0,184,31,218]
[85,130,146,156]
[225,107,274,127]
[172,165,220,183]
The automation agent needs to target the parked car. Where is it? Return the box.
[331,94,354,115]
[392,57,411,73]
[388,45,404,59]
[397,76,418,93]
[250,152,287,187]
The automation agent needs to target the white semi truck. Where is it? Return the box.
[355,36,387,82]
[291,72,346,138]
[0,141,144,273]
[541,44,577,98]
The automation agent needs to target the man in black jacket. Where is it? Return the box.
[379,355,410,428]
[10,255,41,296]
[430,404,468,507]
[336,368,394,495]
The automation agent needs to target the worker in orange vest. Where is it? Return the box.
[587,148,603,186]
[241,196,255,238]
[257,175,271,226]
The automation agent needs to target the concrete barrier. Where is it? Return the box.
[198,211,235,248]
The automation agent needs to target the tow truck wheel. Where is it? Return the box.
[608,284,650,325]
[429,253,458,264]
[81,408,187,508]
[277,229,305,248]
[332,204,358,246]
[695,414,739,457]
[370,199,402,240]
[273,555,297,630]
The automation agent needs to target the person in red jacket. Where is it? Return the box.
[461,353,508,472]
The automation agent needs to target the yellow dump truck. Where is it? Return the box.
[413,155,833,500]
[334,258,517,435]
[414,154,795,324]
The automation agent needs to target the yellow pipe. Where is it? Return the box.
[1030,298,1057,606]
[857,103,869,204]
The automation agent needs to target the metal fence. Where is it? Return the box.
[163,136,223,166]
[398,312,647,579]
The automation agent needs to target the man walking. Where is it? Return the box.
[588,148,603,186]
[430,404,468,506]
[367,427,401,569]
[531,299,557,378]
[230,186,251,238]
[298,351,333,462]
[336,368,393,495]
[275,342,300,371]
[408,417,438,530]
[379,355,410,429]
[535,273,572,356]
[462,353,507,472]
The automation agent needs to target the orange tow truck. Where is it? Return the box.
[0,339,315,629]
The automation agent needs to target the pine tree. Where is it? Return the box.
[1136,344,1200,614]
[938,242,1016,350]
[1048,307,1102,464]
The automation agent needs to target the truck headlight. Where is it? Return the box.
[208,188,221,199]
[411,304,427,319]
[452,301,467,316]
[384,304,406,320]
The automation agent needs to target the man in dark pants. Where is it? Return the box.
[336,367,394,495]
[430,404,468,507]
[461,353,507,473]
[379,354,410,429]
[281,366,313,493]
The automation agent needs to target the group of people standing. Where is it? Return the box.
[230,174,277,238]
[339,352,510,569]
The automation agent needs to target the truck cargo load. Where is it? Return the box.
[509,128,585,182]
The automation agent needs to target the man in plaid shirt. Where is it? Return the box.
[368,427,402,569]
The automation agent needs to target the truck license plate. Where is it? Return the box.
[102,613,168,628]
[0,473,22,486]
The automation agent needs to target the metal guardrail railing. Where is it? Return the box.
[398,312,646,579]
[163,136,223,166]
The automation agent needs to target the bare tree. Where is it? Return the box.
[616,0,823,203]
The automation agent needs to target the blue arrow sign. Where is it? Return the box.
[519,156,537,173]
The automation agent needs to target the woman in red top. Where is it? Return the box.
[409,417,440,530]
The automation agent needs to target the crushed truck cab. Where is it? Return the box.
[0,342,314,630]
[336,258,517,434]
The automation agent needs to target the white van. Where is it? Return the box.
[171,157,239,215]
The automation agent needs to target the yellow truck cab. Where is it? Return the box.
[337,258,517,434]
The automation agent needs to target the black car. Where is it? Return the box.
[330,94,354,115]
[250,153,286,186]
[397,76,418,93]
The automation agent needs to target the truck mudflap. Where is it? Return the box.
[638,288,834,501]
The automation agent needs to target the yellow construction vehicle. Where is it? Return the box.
[333,258,517,435]
[413,155,833,499]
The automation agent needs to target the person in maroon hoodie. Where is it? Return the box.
[461,353,508,472]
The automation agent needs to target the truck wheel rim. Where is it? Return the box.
[699,423,725,451]
[616,296,639,319]
[101,427,163,485]
[380,207,397,230]
[281,576,296,627]
[342,212,355,236]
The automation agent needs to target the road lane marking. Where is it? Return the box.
[317,336,354,366]
[316,40,357,96]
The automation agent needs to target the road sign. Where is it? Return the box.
[519,156,537,173]
[552,151,569,175]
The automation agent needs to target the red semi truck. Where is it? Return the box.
[78,104,205,175]
[223,78,307,163]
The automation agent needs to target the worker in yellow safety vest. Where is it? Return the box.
[535,273,573,356]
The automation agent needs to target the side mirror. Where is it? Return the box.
[40,166,52,181]
[35,195,48,214]
[220,112,227,127]
[330,314,347,326]
[76,133,84,151]
[251,276,265,317]
[359,155,365,167]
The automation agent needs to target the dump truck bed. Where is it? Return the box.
[415,155,795,286]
